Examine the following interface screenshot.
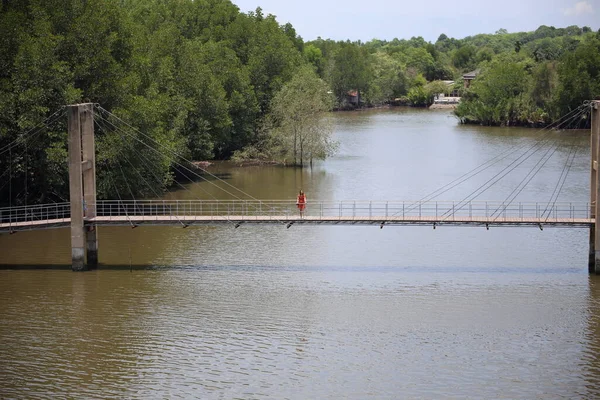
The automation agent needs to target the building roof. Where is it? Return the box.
[463,70,479,79]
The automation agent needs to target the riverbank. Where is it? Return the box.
[456,117,553,128]
[429,103,458,110]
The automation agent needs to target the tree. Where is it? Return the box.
[326,42,371,105]
[452,45,476,71]
[407,86,429,107]
[304,43,324,75]
[476,47,494,63]
[455,58,530,125]
[231,11,302,115]
[529,62,557,109]
[554,36,600,119]
[405,47,435,75]
[267,66,336,166]
[367,52,409,104]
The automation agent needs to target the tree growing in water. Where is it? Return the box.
[270,66,337,166]
[236,66,337,166]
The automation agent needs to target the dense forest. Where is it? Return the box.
[1,0,599,206]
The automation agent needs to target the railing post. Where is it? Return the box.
[519,203,522,221]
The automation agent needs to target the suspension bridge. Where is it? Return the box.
[0,102,599,272]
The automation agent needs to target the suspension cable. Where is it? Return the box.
[0,112,63,203]
[0,107,66,157]
[543,137,580,221]
[94,110,288,225]
[94,116,241,226]
[95,116,231,203]
[391,103,590,217]
[487,106,591,220]
[96,106,271,203]
[94,111,246,200]
[108,173,134,228]
[441,105,591,220]
[96,120,193,227]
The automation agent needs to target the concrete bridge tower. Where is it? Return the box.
[590,101,600,274]
[68,103,97,271]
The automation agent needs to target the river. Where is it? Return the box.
[1,107,599,399]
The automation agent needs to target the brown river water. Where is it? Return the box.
[1,108,599,399]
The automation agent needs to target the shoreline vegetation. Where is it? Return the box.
[1,0,599,206]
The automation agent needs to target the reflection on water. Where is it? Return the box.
[1,269,600,398]
[0,108,597,398]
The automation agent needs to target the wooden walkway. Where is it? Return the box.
[0,215,594,233]
[0,200,593,233]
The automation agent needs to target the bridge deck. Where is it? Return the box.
[0,200,593,233]
[0,215,593,233]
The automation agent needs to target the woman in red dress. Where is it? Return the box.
[296,190,307,217]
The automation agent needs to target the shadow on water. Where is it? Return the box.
[0,263,589,275]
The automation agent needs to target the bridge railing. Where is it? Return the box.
[91,200,592,222]
[0,200,592,227]
[0,202,71,225]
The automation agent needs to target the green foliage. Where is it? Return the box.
[407,86,430,107]
[456,33,600,126]
[0,0,597,206]
[0,0,307,204]
[304,44,324,75]
[241,66,336,166]
[325,42,371,106]
[452,45,476,71]
[554,36,600,117]
[366,52,409,104]
[455,58,530,125]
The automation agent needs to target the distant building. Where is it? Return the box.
[463,70,479,89]
[431,80,461,108]
[442,80,460,97]
[432,81,460,105]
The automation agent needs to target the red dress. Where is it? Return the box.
[297,194,306,212]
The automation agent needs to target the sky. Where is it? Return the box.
[231,0,600,42]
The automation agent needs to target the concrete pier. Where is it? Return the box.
[591,101,600,274]
[81,104,98,267]
[67,105,85,271]
[67,103,97,271]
